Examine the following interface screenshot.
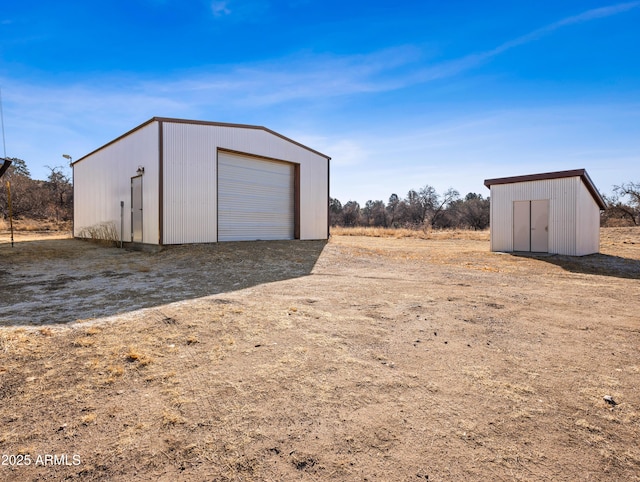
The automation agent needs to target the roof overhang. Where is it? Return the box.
[0,158,12,179]
[484,168,607,210]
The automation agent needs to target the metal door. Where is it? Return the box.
[530,200,549,252]
[513,201,531,251]
[218,151,294,242]
[131,175,143,243]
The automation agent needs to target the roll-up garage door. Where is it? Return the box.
[218,151,294,241]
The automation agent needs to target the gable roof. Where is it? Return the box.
[74,117,331,164]
[484,168,607,210]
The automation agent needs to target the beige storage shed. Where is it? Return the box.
[484,169,606,256]
[73,117,331,245]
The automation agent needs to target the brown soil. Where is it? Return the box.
[1,228,639,481]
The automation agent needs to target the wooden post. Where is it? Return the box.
[6,180,14,247]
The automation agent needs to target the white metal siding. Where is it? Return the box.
[162,123,218,244]
[218,152,294,241]
[490,177,580,255]
[576,182,601,255]
[161,122,328,243]
[74,122,159,244]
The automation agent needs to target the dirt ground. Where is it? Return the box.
[1,228,639,481]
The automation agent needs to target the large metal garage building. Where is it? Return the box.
[73,117,331,245]
[484,169,606,256]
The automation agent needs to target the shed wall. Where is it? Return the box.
[73,123,160,243]
[576,181,601,256]
[490,177,581,255]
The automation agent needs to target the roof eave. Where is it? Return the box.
[484,168,607,210]
[73,117,331,165]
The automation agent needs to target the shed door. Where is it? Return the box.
[218,151,294,242]
[131,175,143,243]
[513,200,549,253]
[513,201,530,252]
[530,200,549,253]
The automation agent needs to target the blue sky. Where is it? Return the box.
[1,1,639,204]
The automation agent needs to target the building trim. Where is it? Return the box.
[158,120,164,245]
[484,168,607,210]
[73,117,331,165]
[294,163,300,240]
[327,158,330,238]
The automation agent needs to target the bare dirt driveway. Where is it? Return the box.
[1,228,639,481]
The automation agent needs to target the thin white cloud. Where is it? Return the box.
[211,1,231,17]
[209,0,270,21]
[406,2,640,86]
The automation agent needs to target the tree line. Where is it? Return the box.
[0,158,73,222]
[1,157,639,229]
[330,186,491,230]
[331,182,640,229]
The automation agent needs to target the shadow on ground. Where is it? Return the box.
[513,252,640,280]
[0,238,327,326]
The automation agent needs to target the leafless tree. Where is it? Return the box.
[611,182,640,225]
[1,159,73,222]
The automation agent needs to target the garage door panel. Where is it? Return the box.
[218,151,294,242]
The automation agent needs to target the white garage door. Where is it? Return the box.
[218,151,295,241]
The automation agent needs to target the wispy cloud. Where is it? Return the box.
[209,0,270,21]
[196,2,640,103]
[211,1,231,17]
[4,2,636,124]
[489,1,640,56]
[409,1,640,84]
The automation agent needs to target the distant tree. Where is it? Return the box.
[386,193,401,227]
[405,189,424,225]
[5,158,31,178]
[342,201,361,227]
[365,200,387,227]
[44,165,73,221]
[459,193,490,230]
[0,158,40,219]
[612,182,640,225]
[1,159,73,221]
[427,187,460,228]
[329,197,344,226]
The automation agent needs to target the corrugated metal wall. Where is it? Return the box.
[576,181,601,255]
[490,177,584,255]
[73,122,160,243]
[161,122,328,244]
[161,123,218,244]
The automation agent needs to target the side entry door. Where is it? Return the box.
[131,175,143,243]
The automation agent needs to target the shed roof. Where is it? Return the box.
[484,168,607,210]
[74,117,331,165]
[0,158,11,178]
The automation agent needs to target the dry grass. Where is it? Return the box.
[0,218,71,232]
[331,225,490,240]
[76,221,120,246]
[0,227,639,481]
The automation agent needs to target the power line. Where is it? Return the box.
[0,87,6,159]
